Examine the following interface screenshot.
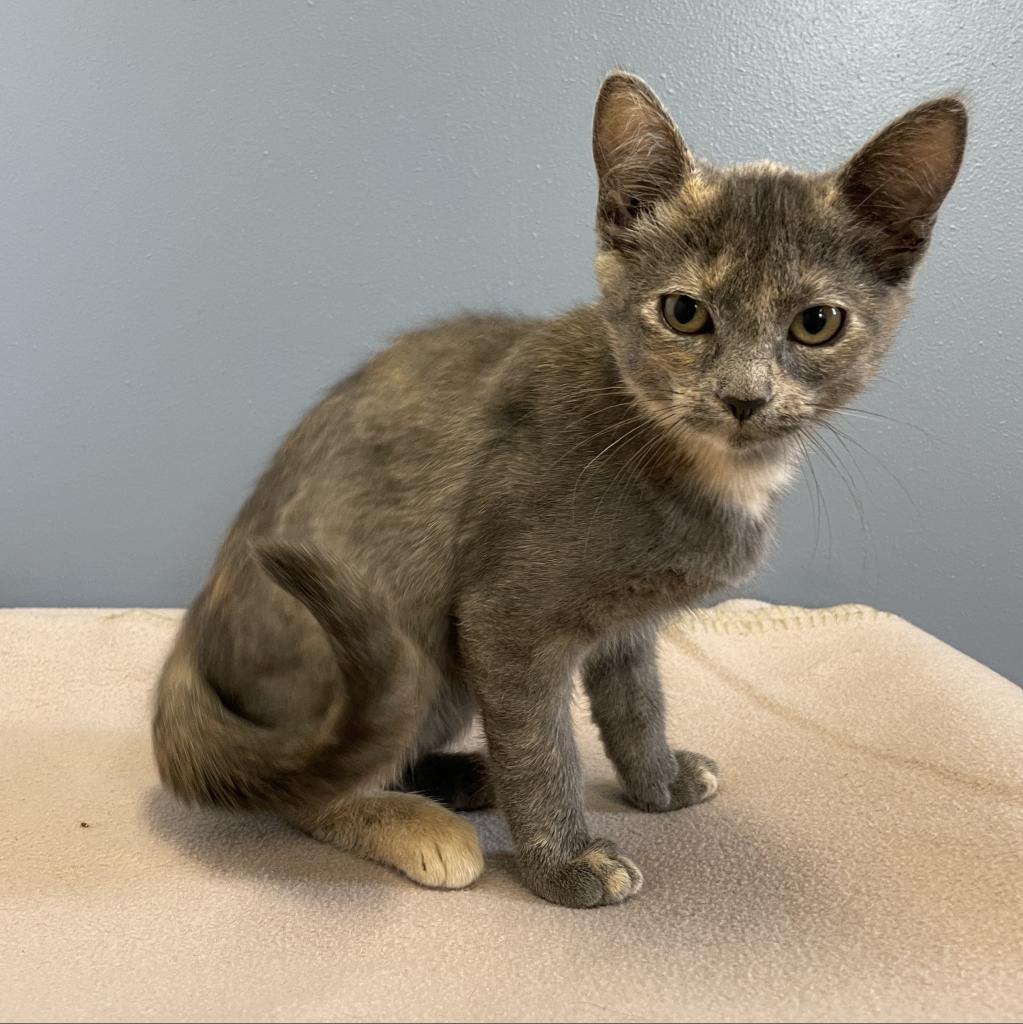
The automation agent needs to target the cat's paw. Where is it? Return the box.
[304,793,486,891]
[381,802,486,890]
[526,840,643,908]
[626,750,720,812]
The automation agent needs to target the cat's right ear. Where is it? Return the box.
[593,71,693,248]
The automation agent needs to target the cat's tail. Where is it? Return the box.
[152,541,427,812]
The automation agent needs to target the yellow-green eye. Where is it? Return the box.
[790,305,845,345]
[661,293,713,335]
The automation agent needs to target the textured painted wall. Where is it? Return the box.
[2,1,1020,681]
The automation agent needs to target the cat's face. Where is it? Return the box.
[592,73,966,461]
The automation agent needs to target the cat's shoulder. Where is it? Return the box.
[396,311,546,351]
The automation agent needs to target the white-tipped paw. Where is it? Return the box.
[698,766,718,799]
[527,840,643,908]
[626,750,720,812]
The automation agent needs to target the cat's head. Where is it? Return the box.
[592,72,966,462]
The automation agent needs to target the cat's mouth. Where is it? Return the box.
[707,415,774,447]
[671,400,806,452]
[678,420,777,457]
[701,416,804,453]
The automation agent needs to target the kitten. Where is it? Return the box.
[153,72,966,907]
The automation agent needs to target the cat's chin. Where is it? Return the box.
[726,431,768,451]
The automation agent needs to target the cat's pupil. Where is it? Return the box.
[673,296,698,324]
[802,307,828,334]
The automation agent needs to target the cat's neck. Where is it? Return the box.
[676,429,796,519]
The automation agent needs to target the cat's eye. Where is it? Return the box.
[661,293,713,335]
[789,305,845,345]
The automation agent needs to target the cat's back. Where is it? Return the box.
[226,313,543,569]
[351,312,542,421]
[295,311,539,478]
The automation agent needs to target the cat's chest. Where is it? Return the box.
[594,500,774,624]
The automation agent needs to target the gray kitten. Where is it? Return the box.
[154,72,966,907]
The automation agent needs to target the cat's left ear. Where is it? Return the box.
[838,97,967,284]
[593,71,693,248]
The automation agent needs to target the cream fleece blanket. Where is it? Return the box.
[1,603,1020,1023]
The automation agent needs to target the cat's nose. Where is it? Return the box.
[720,395,770,422]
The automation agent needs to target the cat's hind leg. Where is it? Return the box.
[395,682,495,810]
[285,790,485,889]
[398,751,495,811]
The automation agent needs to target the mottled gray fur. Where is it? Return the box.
[153,72,966,906]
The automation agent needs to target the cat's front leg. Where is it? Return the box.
[467,638,643,908]
[583,628,719,811]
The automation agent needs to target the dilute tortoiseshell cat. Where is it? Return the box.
[154,72,966,906]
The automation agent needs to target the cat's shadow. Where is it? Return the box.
[143,784,536,904]
[144,778,824,926]
[142,781,631,905]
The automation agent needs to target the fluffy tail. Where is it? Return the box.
[152,542,427,811]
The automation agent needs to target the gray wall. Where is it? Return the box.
[3,1,1021,682]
